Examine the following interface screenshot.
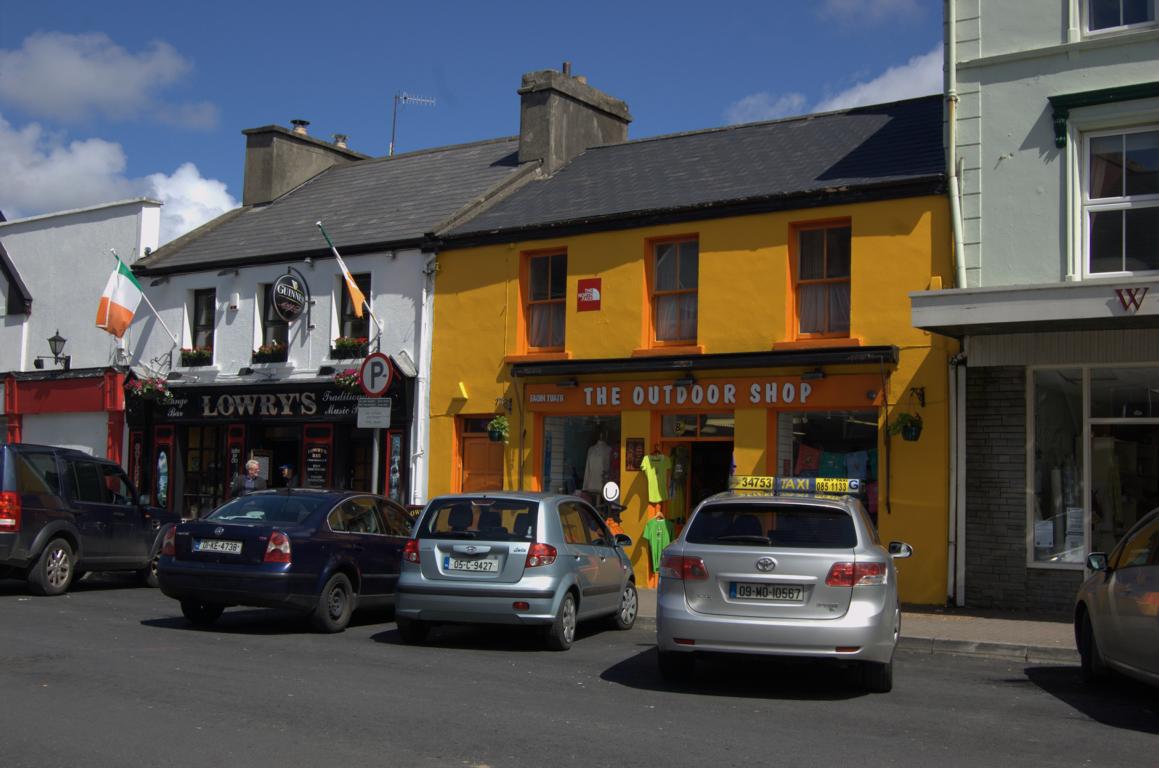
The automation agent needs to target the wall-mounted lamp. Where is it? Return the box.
[556,378,578,388]
[674,376,695,388]
[495,397,512,413]
[32,330,71,371]
[149,276,168,287]
[909,386,926,408]
[217,268,240,277]
[317,365,336,376]
[801,368,826,381]
[304,256,314,268]
[237,367,255,376]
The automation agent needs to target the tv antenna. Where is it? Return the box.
[390,92,436,156]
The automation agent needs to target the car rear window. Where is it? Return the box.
[206,495,328,525]
[685,503,857,548]
[417,498,537,541]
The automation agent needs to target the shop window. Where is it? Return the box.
[257,284,289,362]
[184,425,223,518]
[649,238,698,345]
[778,410,878,520]
[1090,365,1159,417]
[1086,0,1156,33]
[1084,127,1159,276]
[338,273,372,340]
[794,223,851,338]
[1032,370,1084,564]
[524,251,566,351]
[541,415,621,501]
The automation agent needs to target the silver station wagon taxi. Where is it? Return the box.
[656,476,913,692]
[395,493,637,650]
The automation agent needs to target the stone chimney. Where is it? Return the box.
[518,65,632,176]
[241,121,367,206]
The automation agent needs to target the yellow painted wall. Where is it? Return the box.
[430,196,956,605]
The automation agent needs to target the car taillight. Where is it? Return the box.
[525,543,557,568]
[263,530,292,564]
[658,553,708,581]
[0,491,21,532]
[403,539,420,563]
[161,526,176,556]
[825,561,887,587]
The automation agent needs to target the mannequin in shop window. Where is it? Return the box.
[640,444,674,587]
[583,430,612,502]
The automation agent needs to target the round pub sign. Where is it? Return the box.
[272,274,308,322]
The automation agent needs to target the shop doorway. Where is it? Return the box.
[459,417,504,492]
[661,441,733,526]
[254,425,300,489]
[1089,423,1159,555]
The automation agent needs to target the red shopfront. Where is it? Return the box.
[4,368,128,461]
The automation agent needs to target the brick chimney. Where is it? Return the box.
[518,65,632,176]
[241,122,368,206]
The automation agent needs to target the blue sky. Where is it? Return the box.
[0,0,943,243]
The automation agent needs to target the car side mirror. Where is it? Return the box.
[615,533,633,547]
[1085,552,1108,572]
[888,541,913,559]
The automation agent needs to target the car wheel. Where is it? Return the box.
[658,650,695,683]
[138,551,161,588]
[1079,612,1108,685]
[311,573,354,633]
[396,617,430,644]
[28,538,75,596]
[545,591,577,651]
[607,581,638,631]
[861,658,894,693]
[180,599,225,627]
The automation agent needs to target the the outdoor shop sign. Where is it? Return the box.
[525,374,885,414]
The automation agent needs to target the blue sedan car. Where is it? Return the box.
[157,489,412,632]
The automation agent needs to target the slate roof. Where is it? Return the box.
[136,137,524,273]
[444,95,944,241]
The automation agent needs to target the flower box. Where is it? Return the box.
[334,368,361,393]
[253,342,288,364]
[125,376,172,402]
[331,336,369,360]
[180,347,213,367]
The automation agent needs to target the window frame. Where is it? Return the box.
[260,283,289,350]
[191,288,216,353]
[521,250,567,353]
[646,236,699,347]
[338,272,373,341]
[1083,0,1158,35]
[791,220,852,340]
[1080,124,1159,278]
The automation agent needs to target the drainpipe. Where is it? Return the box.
[410,253,437,507]
[947,0,967,290]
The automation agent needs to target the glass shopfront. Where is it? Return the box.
[541,415,621,502]
[1032,365,1159,565]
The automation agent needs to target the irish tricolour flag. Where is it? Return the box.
[95,253,143,338]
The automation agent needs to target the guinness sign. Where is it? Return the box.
[272,274,308,322]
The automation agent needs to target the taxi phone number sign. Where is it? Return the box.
[729,476,861,494]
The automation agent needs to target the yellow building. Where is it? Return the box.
[427,76,955,605]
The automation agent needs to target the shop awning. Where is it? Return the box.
[509,346,898,377]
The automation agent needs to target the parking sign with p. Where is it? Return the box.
[359,352,393,397]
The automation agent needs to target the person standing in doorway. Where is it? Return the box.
[230,459,267,497]
[279,464,299,488]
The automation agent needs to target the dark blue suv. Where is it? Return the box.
[0,443,178,595]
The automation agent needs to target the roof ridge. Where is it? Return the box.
[329,135,520,170]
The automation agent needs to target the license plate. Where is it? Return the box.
[193,538,243,555]
[730,582,804,602]
[443,556,500,573]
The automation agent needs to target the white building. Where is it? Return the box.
[912,0,1159,613]
[0,199,161,460]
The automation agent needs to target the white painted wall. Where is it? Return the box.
[953,0,1159,287]
[20,412,109,455]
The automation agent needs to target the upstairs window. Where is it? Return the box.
[258,284,288,361]
[651,238,698,345]
[1087,0,1156,32]
[525,251,566,351]
[339,273,372,340]
[795,223,851,338]
[1084,127,1159,275]
[192,289,215,350]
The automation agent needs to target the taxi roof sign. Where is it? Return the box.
[728,476,862,495]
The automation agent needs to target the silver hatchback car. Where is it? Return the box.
[656,477,913,692]
[396,493,637,650]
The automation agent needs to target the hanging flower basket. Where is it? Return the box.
[252,341,288,363]
[331,336,369,360]
[334,368,361,393]
[887,412,923,442]
[487,415,509,443]
[125,376,173,402]
[180,346,213,367]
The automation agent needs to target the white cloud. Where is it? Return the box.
[723,92,807,125]
[0,113,236,244]
[146,163,237,244]
[0,32,215,127]
[819,0,923,24]
[814,45,942,112]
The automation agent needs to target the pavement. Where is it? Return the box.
[634,588,1079,665]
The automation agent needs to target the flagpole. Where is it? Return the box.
[110,249,180,349]
[315,221,385,340]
